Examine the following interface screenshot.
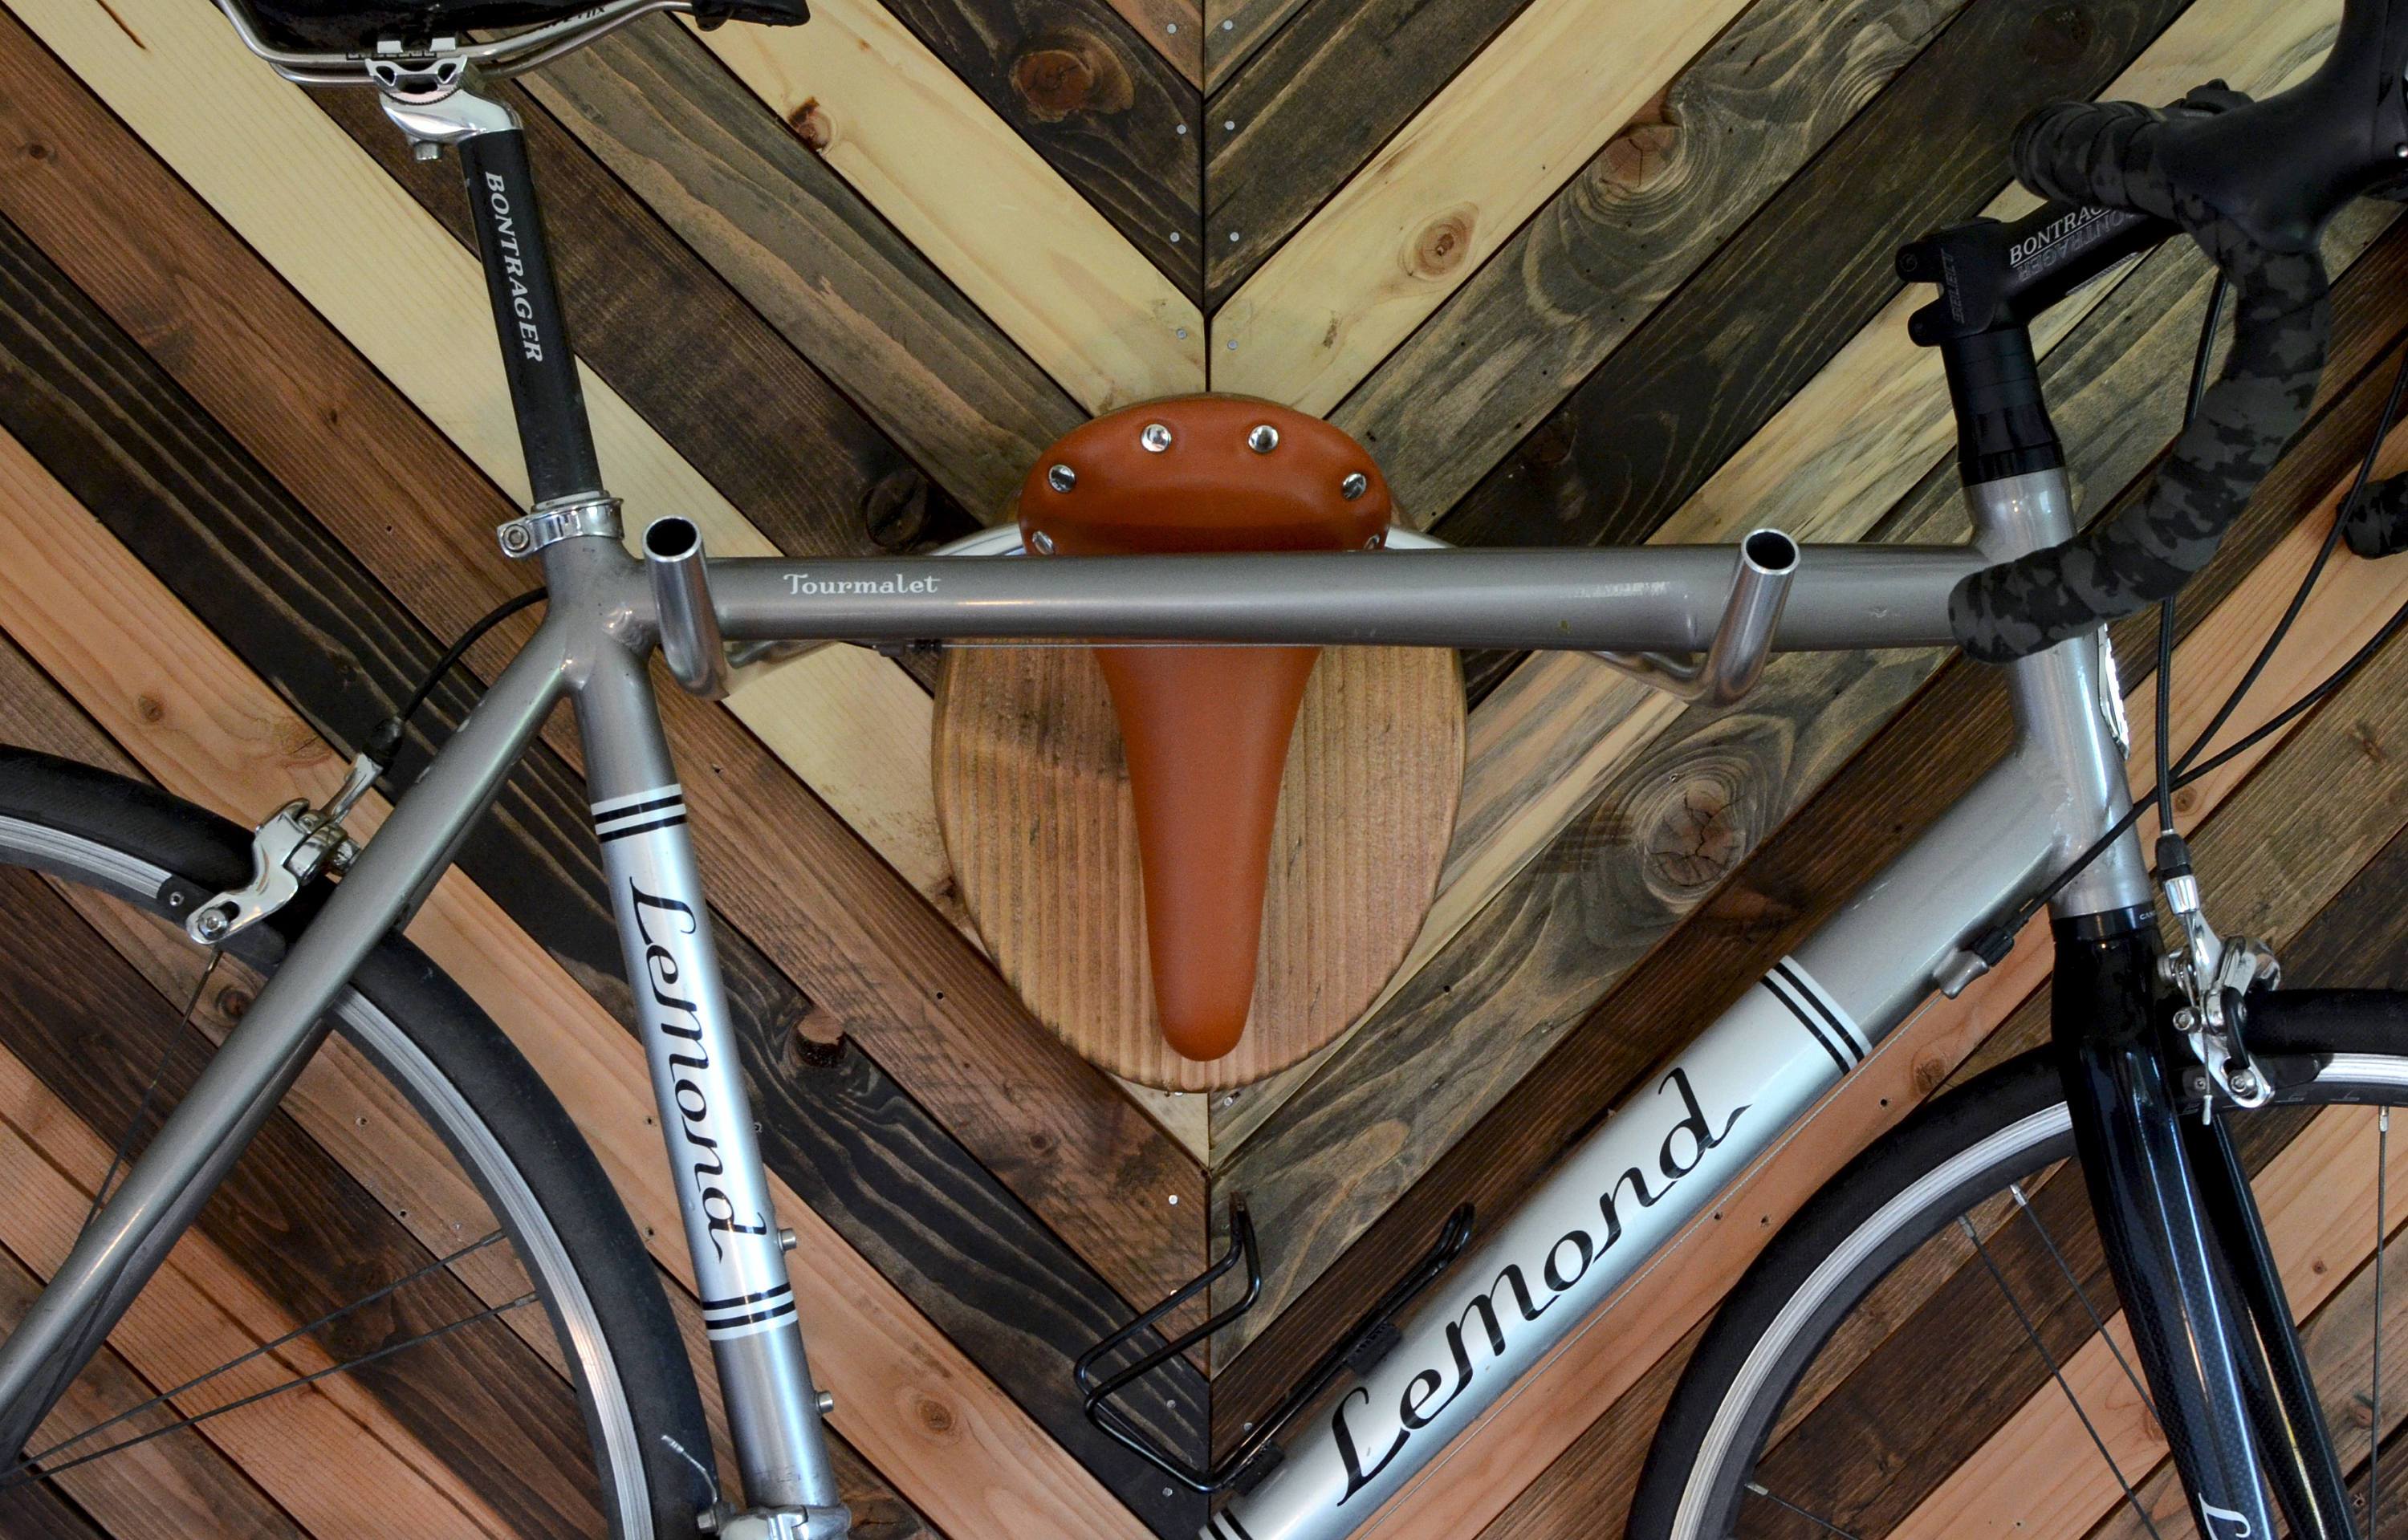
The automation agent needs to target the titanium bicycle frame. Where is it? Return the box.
[0,30,2347,1540]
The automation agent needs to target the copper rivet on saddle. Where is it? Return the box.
[1141,423,1174,453]
[1340,472,1369,500]
[1045,464,1076,492]
[1247,425,1279,453]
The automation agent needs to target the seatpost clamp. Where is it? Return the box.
[498,494,624,559]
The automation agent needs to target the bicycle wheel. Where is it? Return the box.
[0,747,711,1538]
[1633,990,2408,1540]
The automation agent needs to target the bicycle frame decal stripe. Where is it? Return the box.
[1775,957,1866,1057]
[698,1283,794,1311]
[705,1300,800,1337]
[596,813,689,843]
[591,783,685,818]
[1209,1512,1258,1539]
[1760,973,1855,1071]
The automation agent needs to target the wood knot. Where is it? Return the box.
[133,693,165,725]
[1409,206,1476,279]
[1639,773,1745,896]
[21,140,50,162]
[2026,4,2093,66]
[862,467,931,551]
[915,1396,957,1436]
[1911,1054,1947,1098]
[1010,32,1133,123]
[787,97,834,152]
[217,986,254,1021]
[1523,416,1576,468]
[1600,120,1678,195]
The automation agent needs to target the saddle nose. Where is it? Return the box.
[1019,396,1393,1061]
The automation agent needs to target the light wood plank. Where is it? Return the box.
[698,4,1204,412]
[1209,0,1751,412]
[1,0,954,903]
[0,435,1149,1540]
[1351,445,2408,1537]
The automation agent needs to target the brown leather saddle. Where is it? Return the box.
[1018,396,1393,1063]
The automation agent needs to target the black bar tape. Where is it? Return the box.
[2343,473,2408,559]
[1947,97,2331,662]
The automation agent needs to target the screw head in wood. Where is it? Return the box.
[1141,422,1173,452]
[1340,472,1369,500]
[1247,424,1279,453]
[1045,463,1076,492]
[1029,529,1056,555]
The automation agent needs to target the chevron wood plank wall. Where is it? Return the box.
[2,0,2407,1533]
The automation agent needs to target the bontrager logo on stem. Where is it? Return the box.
[783,572,942,595]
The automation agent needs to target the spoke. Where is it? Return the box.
[2376,1107,2390,1539]
[1962,1217,2168,1540]
[8,1228,512,1481]
[2,1287,539,1486]
[80,949,223,1238]
[2009,1180,2159,1422]
[1744,1479,1866,1539]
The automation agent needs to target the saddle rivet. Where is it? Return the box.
[1141,423,1173,453]
[1247,425,1279,453]
[1340,472,1369,500]
[1030,529,1056,555]
[1046,464,1077,492]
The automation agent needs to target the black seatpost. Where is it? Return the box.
[454,123,606,506]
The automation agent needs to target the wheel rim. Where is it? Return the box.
[1669,1054,2408,1540]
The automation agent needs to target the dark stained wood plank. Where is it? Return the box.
[1202,0,1305,93]
[0,631,947,1540]
[1430,0,2190,696]
[1201,0,1540,306]
[1210,207,2408,1439]
[0,1481,104,1540]
[0,864,607,1538]
[0,211,1209,1530]
[869,0,1204,300]
[1331,0,1967,514]
[519,22,1084,522]
[0,18,1209,1333]
[305,51,984,560]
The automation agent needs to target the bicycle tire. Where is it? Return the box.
[0,746,713,1538]
[1631,990,2408,1539]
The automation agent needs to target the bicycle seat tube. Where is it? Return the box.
[390,75,846,1525]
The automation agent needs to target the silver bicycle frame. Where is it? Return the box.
[0,391,2150,1538]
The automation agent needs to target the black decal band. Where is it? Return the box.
[1761,974,1853,1072]
[698,1282,793,1313]
[597,813,689,843]
[1774,959,1866,1058]
[593,793,685,827]
[703,1299,799,1333]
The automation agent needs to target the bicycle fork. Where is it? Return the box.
[2053,912,2354,1540]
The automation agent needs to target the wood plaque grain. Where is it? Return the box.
[936,643,1463,1091]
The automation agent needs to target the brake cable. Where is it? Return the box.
[1963,290,2408,964]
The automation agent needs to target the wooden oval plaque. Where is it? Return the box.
[934,643,1463,1091]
